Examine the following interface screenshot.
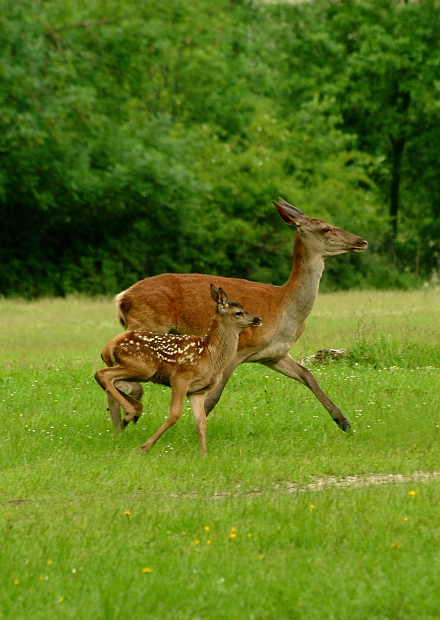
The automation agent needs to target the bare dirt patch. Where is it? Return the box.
[287,470,440,494]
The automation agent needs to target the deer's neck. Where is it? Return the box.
[202,313,240,374]
[281,235,325,323]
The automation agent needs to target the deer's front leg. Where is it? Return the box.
[203,358,240,416]
[188,393,208,456]
[107,393,123,432]
[264,353,351,432]
[141,381,187,453]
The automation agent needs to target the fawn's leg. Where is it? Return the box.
[141,381,187,453]
[95,368,143,425]
[188,393,208,456]
[107,382,144,432]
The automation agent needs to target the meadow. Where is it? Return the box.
[1,290,439,619]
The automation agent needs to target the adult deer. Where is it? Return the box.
[95,285,262,455]
[111,198,368,433]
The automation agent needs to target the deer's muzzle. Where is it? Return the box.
[351,238,368,253]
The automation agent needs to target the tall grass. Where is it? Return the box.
[0,290,439,619]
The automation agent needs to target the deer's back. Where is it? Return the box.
[117,273,281,342]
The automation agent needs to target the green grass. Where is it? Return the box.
[1,290,440,619]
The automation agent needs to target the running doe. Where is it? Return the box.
[94,285,262,455]
[112,198,368,433]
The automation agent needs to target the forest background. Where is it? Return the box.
[1,0,439,298]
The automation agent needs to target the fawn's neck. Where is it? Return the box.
[202,312,240,373]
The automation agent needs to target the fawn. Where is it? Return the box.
[94,284,262,455]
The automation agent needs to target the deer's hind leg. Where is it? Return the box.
[95,367,146,429]
[107,382,144,432]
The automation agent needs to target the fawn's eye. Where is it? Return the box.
[235,311,243,317]
[322,228,331,233]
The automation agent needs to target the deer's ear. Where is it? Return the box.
[210,284,219,303]
[210,284,228,307]
[272,199,305,228]
[216,287,228,308]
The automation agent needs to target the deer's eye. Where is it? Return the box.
[235,311,244,317]
[322,228,331,233]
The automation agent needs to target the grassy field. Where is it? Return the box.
[1,290,439,619]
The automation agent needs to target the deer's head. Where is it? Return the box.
[273,198,368,258]
[210,284,262,330]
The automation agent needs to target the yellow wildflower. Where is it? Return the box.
[142,567,153,573]
[204,526,210,531]
[408,490,418,496]
[13,579,19,585]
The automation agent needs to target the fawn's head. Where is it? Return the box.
[273,198,368,258]
[210,284,262,330]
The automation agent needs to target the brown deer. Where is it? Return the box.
[110,198,368,434]
[95,285,262,455]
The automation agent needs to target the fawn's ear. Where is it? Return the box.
[211,284,228,307]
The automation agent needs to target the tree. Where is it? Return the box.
[324,0,440,264]
[1,0,437,296]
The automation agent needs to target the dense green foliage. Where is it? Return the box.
[1,0,439,296]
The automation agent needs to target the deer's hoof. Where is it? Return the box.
[338,418,352,433]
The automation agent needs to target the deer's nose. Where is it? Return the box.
[352,238,368,252]
[252,317,263,327]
